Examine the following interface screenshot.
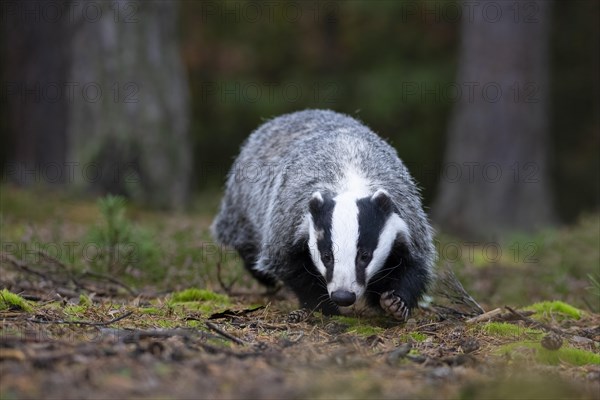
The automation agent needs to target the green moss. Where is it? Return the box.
[64,304,87,316]
[139,307,162,315]
[171,302,222,315]
[330,315,384,336]
[523,301,584,321]
[480,322,543,338]
[155,319,178,329]
[167,288,232,317]
[170,288,230,304]
[79,294,92,307]
[186,319,202,328]
[409,332,427,342]
[408,349,421,357]
[458,375,587,399]
[398,332,428,342]
[497,342,600,366]
[352,325,384,336]
[537,346,600,366]
[0,289,33,312]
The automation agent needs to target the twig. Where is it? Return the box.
[1,252,53,281]
[216,262,237,295]
[97,327,213,343]
[465,307,503,324]
[208,305,265,320]
[1,252,81,290]
[205,321,246,345]
[35,250,87,290]
[504,306,575,337]
[28,311,134,327]
[35,249,69,271]
[80,271,138,296]
[20,294,42,301]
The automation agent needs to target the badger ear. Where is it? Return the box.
[371,189,393,214]
[308,191,324,216]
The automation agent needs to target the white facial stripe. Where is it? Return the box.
[307,215,327,276]
[328,192,361,295]
[366,214,410,280]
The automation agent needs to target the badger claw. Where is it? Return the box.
[380,291,410,321]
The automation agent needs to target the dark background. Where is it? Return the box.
[181,1,598,221]
[1,0,598,236]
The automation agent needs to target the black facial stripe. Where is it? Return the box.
[309,194,336,282]
[356,196,391,285]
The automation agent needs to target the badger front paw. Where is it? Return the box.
[380,291,410,321]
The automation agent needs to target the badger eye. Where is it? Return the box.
[357,249,372,263]
[321,252,333,265]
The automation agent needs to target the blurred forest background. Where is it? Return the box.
[1,0,598,239]
[1,5,599,398]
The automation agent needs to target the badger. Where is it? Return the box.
[211,110,435,320]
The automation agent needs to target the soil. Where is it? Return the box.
[1,268,599,400]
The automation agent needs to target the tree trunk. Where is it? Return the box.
[3,0,191,209]
[2,0,70,184]
[432,0,555,238]
[67,0,191,209]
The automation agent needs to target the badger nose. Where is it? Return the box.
[331,290,356,307]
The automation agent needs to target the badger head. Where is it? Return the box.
[306,189,410,309]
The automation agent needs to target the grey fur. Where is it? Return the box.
[212,109,436,311]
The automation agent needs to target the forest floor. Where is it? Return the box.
[1,186,599,399]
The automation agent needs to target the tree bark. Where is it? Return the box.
[67,0,191,209]
[432,0,555,238]
[3,0,191,209]
[2,0,70,184]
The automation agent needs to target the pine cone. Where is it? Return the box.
[541,333,563,350]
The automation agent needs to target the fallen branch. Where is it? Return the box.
[504,306,574,337]
[35,250,88,291]
[465,307,503,324]
[80,271,138,296]
[199,343,263,359]
[27,311,134,327]
[35,249,70,272]
[97,327,212,343]
[205,321,246,345]
[1,252,53,282]
[208,305,265,320]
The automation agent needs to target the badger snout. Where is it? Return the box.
[331,290,356,307]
